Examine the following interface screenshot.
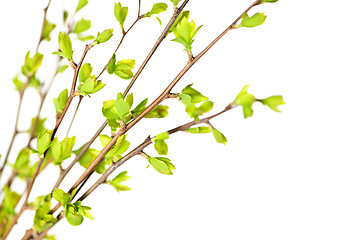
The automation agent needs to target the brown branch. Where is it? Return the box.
[66,0,257,203]
[49,1,191,199]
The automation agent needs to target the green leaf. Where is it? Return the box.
[57,64,69,73]
[171,15,202,51]
[131,98,148,117]
[53,188,71,206]
[37,130,53,155]
[14,148,30,170]
[107,54,116,74]
[42,20,56,41]
[181,84,208,103]
[114,59,135,80]
[23,51,44,76]
[114,2,128,30]
[261,0,278,3]
[186,126,211,133]
[143,3,168,18]
[154,132,169,141]
[168,11,190,35]
[108,171,131,192]
[154,140,168,155]
[75,201,94,220]
[77,35,95,41]
[55,32,73,60]
[105,135,130,160]
[237,12,267,28]
[145,105,169,118]
[114,98,131,120]
[126,93,134,108]
[73,18,91,34]
[170,0,181,5]
[76,0,88,12]
[233,85,256,118]
[28,117,46,138]
[148,157,175,175]
[33,194,55,232]
[211,128,227,144]
[29,75,41,91]
[12,76,24,91]
[65,203,84,226]
[78,63,93,83]
[53,89,69,115]
[95,29,113,44]
[259,95,285,112]
[51,136,76,165]
[79,76,105,95]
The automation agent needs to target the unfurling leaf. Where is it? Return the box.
[51,136,76,165]
[22,51,43,76]
[154,140,168,155]
[233,85,256,118]
[114,2,128,30]
[211,128,227,144]
[114,59,135,79]
[79,76,106,95]
[53,188,71,206]
[73,18,91,34]
[53,32,73,60]
[186,126,211,134]
[76,0,88,12]
[78,63,93,83]
[170,0,181,6]
[237,12,267,28]
[95,29,113,44]
[65,203,84,226]
[107,54,116,74]
[171,14,202,51]
[259,95,285,112]
[143,3,168,18]
[145,105,169,118]
[37,130,53,155]
[53,89,69,116]
[42,20,56,41]
[148,157,175,175]
[108,171,131,192]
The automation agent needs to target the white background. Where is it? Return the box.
[0,0,360,239]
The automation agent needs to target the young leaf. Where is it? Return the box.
[75,201,94,220]
[259,95,285,112]
[76,0,88,12]
[170,0,181,6]
[186,126,211,134]
[42,20,56,41]
[108,171,131,192]
[211,128,227,144]
[148,157,175,175]
[168,11,190,35]
[154,132,169,141]
[53,32,73,60]
[131,98,148,117]
[237,12,267,28]
[28,117,47,138]
[51,136,76,165]
[154,140,168,155]
[73,18,91,34]
[261,0,278,3]
[145,105,169,118]
[172,15,202,51]
[78,63,93,83]
[233,85,256,118]
[143,3,168,18]
[23,51,44,76]
[57,64,69,73]
[114,59,135,80]
[65,203,84,226]
[53,89,69,116]
[13,76,24,91]
[53,188,71,206]
[107,54,116,74]
[95,29,113,44]
[114,98,131,120]
[114,2,128,30]
[37,130,53,155]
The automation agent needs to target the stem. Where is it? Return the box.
[66,0,256,201]
[50,1,190,197]
[66,95,83,136]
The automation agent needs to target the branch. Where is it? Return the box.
[50,0,191,197]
